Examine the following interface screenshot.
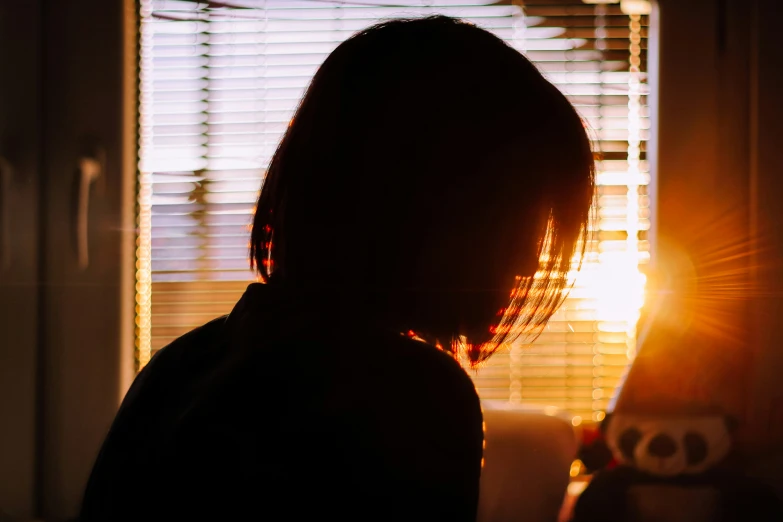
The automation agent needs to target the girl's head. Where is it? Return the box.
[251,15,594,363]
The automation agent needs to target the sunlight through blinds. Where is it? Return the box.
[137,0,651,420]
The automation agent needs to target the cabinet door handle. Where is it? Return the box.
[0,156,12,270]
[76,154,103,270]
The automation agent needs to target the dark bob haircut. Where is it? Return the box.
[250,16,594,364]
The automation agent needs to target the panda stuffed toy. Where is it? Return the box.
[572,412,782,522]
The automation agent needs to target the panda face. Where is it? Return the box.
[604,415,732,477]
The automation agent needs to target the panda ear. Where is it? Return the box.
[724,415,740,433]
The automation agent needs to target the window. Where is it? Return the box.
[137,0,651,421]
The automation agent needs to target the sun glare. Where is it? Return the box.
[493,10,649,419]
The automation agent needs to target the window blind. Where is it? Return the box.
[137,0,650,421]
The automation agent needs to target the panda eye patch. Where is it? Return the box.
[618,427,643,461]
[683,432,708,465]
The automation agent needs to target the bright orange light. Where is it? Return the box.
[487,11,649,417]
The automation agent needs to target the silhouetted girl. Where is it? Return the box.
[81,15,594,521]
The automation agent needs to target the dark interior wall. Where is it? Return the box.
[0,0,136,519]
[38,0,136,518]
[649,0,783,444]
[0,1,42,518]
[748,0,783,446]
[620,0,783,459]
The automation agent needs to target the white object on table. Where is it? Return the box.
[478,401,578,522]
